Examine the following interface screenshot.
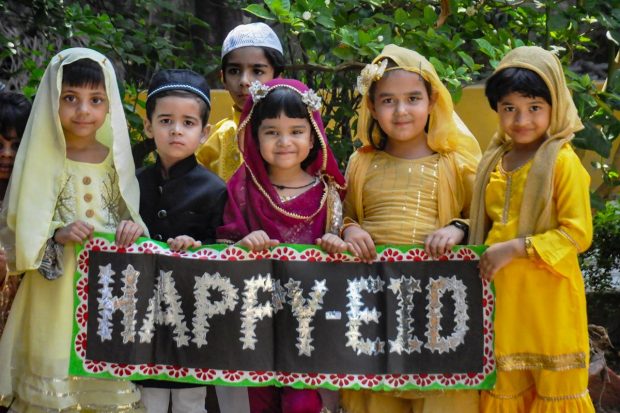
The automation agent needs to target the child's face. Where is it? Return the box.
[58,83,109,144]
[370,70,434,146]
[497,92,551,147]
[222,47,276,110]
[144,95,210,172]
[0,130,20,180]
[258,114,314,176]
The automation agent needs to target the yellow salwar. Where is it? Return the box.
[0,158,143,412]
[341,44,481,413]
[195,106,242,181]
[479,147,594,412]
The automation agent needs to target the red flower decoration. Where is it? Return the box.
[86,237,107,251]
[140,363,163,376]
[463,372,483,386]
[385,374,409,388]
[74,332,88,358]
[454,248,478,261]
[358,374,381,388]
[76,303,89,328]
[329,374,353,387]
[167,365,189,378]
[379,248,404,262]
[221,247,247,261]
[76,277,89,301]
[137,241,160,255]
[77,250,90,274]
[300,248,324,262]
[222,370,244,382]
[250,370,274,383]
[194,368,217,381]
[277,371,300,385]
[302,373,326,386]
[270,247,297,261]
[440,373,457,386]
[84,359,106,373]
[111,363,135,377]
[412,373,434,387]
[192,248,220,260]
[325,252,351,263]
[405,249,429,262]
[248,250,270,260]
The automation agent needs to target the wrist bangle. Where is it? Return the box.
[524,236,535,258]
[448,220,469,243]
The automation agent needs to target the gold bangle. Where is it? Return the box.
[524,236,535,258]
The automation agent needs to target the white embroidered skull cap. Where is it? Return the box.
[221,22,283,58]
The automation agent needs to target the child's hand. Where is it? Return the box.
[479,238,525,281]
[425,225,464,259]
[167,235,202,251]
[54,221,95,245]
[316,234,347,255]
[115,220,143,248]
[343,225,376,263]
[237,230,279,251]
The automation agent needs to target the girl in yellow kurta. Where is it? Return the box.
[470,46,594,412]
[0,48,147,412]
[340,45,481,413]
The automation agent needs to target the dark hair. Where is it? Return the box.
[367,60,433,150]
[0,92,32,139]
[62,58,105,89]
[221,47,285,81]
[250,87,319,170]
[485,67,552,111]
[145,89,210,126]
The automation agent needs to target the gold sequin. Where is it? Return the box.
[84,193,93,202]
[82,176,92,185]
[86,209,95,218]
[497,352,587,371]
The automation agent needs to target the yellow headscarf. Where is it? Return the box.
[352,44,481,227]
[469,46,585,243]
[0,47,144,272]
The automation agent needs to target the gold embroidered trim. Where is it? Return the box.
[538,389,589,402]
[497,352,587,371]
[487,385,534,400]
[9,396,143,412]
[557,228,580,251]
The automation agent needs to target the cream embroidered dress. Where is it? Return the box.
[0,48,145,412]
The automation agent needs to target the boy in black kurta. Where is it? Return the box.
[137,69,226,413]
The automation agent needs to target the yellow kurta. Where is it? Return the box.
[341,149,479,413]
[0,155,143,412]
[485,145,591,368]
[195,106,242,181]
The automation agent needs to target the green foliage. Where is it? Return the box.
[245,0,620,173]
[582,200,620,292]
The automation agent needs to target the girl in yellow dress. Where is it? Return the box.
[0,48,146,412]
[340,44,481,413]
[470,46,595,412]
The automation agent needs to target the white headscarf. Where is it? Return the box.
[1,47,144,272]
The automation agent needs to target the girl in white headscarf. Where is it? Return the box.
[0,48,146,412]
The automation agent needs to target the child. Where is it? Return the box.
[0,92,31,338]
[196,22,285,181]
[0,48,146,411]
[470,46,594,412]
[130,68,229,413]
[340,44,481,412]
[217,78,346,413]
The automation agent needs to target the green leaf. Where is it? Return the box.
[394,8,408,25]
[457,51,475,70]
[474,38,497,58]
[573,123,611,157]
[243,4,275,20]
[332,45,355,60]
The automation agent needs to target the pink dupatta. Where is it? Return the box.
[217,78,345,244]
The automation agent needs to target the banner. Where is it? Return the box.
[71,233,495,391]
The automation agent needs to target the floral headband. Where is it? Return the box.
[356,59,388,96]
[248,80,323,112]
